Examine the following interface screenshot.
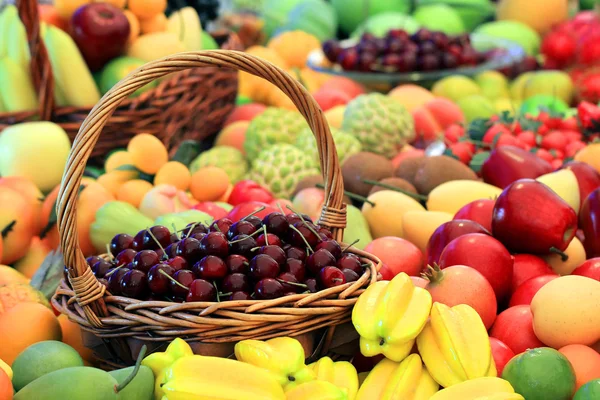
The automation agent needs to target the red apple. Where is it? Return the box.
[490,305,545,354]
[312,87,352,111]
[319,76,365,99]
[579,188,600,258]
[562,161,600,208]
[492,179,578,254]
[192,202,229,220]
[511,254,556,292]
[71,3,130,71]
[226,201,278,222]
[425,220,490,266]
[364,237,424,277]
[453,199,495,232]
[481,146,553,189]
[438,233,513,302]
[509,274,559,307]
[489,337,515,376]
[571,257,600,281]
[224,103,267,126]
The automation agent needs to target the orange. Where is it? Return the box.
[123,10,141,44]
[117,179,154,207]
[93,0,126,8]
[139,13,168,34]
[58,314,94,362]
[189,166,230,202]
[559,344,600,392]
[0,302,62,365]
[0,187,35,265]
[0,369,11,400]
[267,31,321,69]
[13,237,50,278]
[97,170,139,196]
[127,0,166,20]
[0,177,44,235]
[127,134,169,175]
[154,161,191,191]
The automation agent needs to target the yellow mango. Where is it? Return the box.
[543,237,586,276]
[361,190,425,238]
[574,143,600,175]
[427,180,502,215]
[402,210,453,253]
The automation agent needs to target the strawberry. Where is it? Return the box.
[541,131,568,151]
[449,142,474,164]
[534,148,554,163]
[563,130,583,143]
[577,73,600,103]
[577,101,600,130]
[444,124,465,144]
[516,130,537,147]
[483,124,512,144]
[559,116,579,131]
[495,134,519,148]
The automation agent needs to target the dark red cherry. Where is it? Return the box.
[249,254,280,280]
[186,279,217,302]
[227,220,256,240]
[170,269,195,298]
[92,260,112,278]
[336,254,363,275]
[223,273,250,293]
[147,264,175,295]
[226,254,249,274]
[315,240,342,259]
[229,291,252,301]
[182,223,208,238]
[193,256,228,281]
[132,250,159,274]
[110,234,134,256]
[262,212,289,236]
[86,255,102,267]
[256,233,282,247]
[209,218,233,233]
[342,268,361,283]
[107,267,129,295]
[142,226,171,250]
[286,246,307,262]
[277,272,305,293]
[256,245,286,266]
[243,215,262,230]
[306,249,336,275]
[132,229,146,251]
[318,267,346,288]
[254,278,285,299]
[318,227,334,240]
[164,243,177,258]
[120,269,148,299]
[165,256,188,271]
[282,258,306,281]
[229,234,257,257]
[175,237,204,264]
[200,232,229,258]
[288,222,320,249]
[190,233,207,241]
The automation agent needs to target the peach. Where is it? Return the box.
[412,98,465,142]
[319,76,366,99]
[324,105,346,129]
[139,184,193,220]
[312,87,352,111]
[0,177,44,235]
[388,84,435,112]
[13,237,50,279]
[292,188,325,221]
[223,103,267,126]
[214,121,250,154]
[0,186,35,265]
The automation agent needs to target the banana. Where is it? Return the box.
[142,338,194,400]
[417,302,495,388]
[285,380,347,400]
[0,5,17,59]
[167,7,203,51]
[0,57,38,112]
[309,357,359,400]
[42,25,100,107]
[7,12,30,70]
[429,377,523,400]
[356,354,439,400]
[235,337,315,391]
[352,273,432,362]
[164,355,286,400]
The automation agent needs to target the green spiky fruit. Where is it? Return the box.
[248,144,319,199]
[189,146,248,183]
[294,127,362,168]
[244,107,308,161]
[341,93,415,158]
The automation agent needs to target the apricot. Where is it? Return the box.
[0,302,62,365]
[189,167,230,202]
[38,4,69,32]
[0,186,35,264]
[39,185,60,250]
[128,0,166,20]
[267,31,321,69]
[104,150,133,173]
[575,143,600,174]
[117,179,154,208]
[214,122,250,154]
[127,134,168,175]
[123,10,141,44]
[0,177,44,235]
[559,344,600,391]
[292,188,325,221]
[139,13,168,34]
[54,0,90,20]
[97,170,139,196]
[13,237,50,279]
[58,315,94,362]
[531,275,600,349]
[0,369,11,400]
[402,210,453,253]
[154,162,191,191]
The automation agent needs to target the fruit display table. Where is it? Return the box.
[2,0,600,399]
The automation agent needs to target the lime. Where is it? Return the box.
[574,379,600,400]
[502,347,576,400]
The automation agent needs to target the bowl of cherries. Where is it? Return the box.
[307,28,526,90]
[85,211,372,303]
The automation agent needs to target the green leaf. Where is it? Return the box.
[84,166,104,179]
[115,164,140,172]
[443,148,459,160]
[467,118,493,142]
[171,140,201,167]
[469,151,490,174]
[30,250,66,300]
[491,131,502,149]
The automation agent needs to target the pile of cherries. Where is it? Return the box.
[322,28,488,73]
[84,211,368,303]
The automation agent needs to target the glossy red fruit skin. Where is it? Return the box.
[481,146,553,189]
[228,181,274,206]
[490,305,545,354]
[511,254,556,292]
[563,161,600,208]
[489,337,515,377]
[439,233,513,302]
[579,188,600,258]
[509,274,559,307]
[492,179,578,254]
[571,257,600,281]
[226,201,278,222]
[453,199,495,232]
[425,220,490,267]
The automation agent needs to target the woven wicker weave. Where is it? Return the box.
[0,0,241,158]
[52,51,381,366]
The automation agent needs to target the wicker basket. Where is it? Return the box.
[52,50,382,367]
[0,0,241,158]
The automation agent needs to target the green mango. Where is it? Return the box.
[351,12,421,38]
[413,4,466,34]
[474,20,541,56]
[343,204,372,250]
[14,367,119,400]
[154,210,214,233]
[109,366,154,400]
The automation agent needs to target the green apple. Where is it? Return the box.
[0,121,71,193]
[333,0,413,34]
[417,0,495,31]
[457,94,496,123]
[201,31,219,50]
[413,4,465,34]
[432,75,481,102]
[474,20,541,55]
[99,56,157,97]
[475,70,510,100]
[351,12,420,38]
[519,95,569,117]
[522,70,574,105]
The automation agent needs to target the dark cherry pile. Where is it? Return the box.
[322,28,488,73]
[84,211,368,303]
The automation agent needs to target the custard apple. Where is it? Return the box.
[189,146,248,183]
[341,93,415,158]
[294,127,362,168]
[244,107,308,161]
[248,144,319,199]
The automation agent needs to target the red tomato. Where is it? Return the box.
[490,337,515,376]
[511,254,556,292]
[541,30,577,64]
[490,305,545,354]
[571,257,600,281]
[509,275,560,307]
[365,237,424,277]
[424,265,497,329]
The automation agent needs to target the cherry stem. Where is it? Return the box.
[105,244,115,260]
[104,264,125,278]
[342,239,360,253]
[145,227,167,258]
[159,269,189,290]
[549,246,569,262]
[229,229,263,244]
[214,281,220,303]
[185,223,198,238]
[263,225,268,245]
[276,202,286,215]
[362,179,428,202]
[276,278,308,288]
[171,224,181,241]
[316,183,375,206]
[288,224,314,254]
[218,291,232,297]
[1,220,15,238]
[285,204,321,239]
[242,206,266,221]
[115,345,147,393]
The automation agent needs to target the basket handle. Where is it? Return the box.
[57,50,347,327]
[18,0,55,121]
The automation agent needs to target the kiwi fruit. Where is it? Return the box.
[413,155,478,195]
[368,177,418,196]
[342,152,394,197]
[394,156,426,186]
[293,175,324,197]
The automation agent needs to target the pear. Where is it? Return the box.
[536,169,580,214]
[109,366,154,400]
[343,205,372,250]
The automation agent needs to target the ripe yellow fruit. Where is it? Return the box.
[190,166,230,202]
[104,150,133,172]
[117,179,154,208]
[139,13,168,34]
[154,161,191,191]
[127,133,168,174]
[128,0,166,20]
[0,283,49,314]
[97,170,138,196]
[92,0,125,8]
[123,10,141,44]
[267,31,321,69]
